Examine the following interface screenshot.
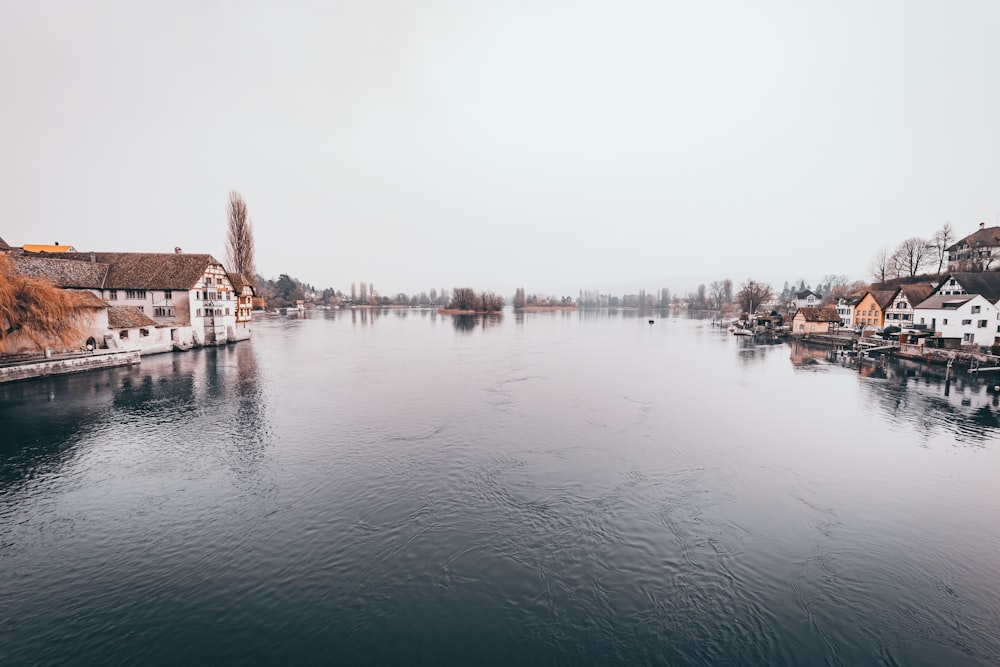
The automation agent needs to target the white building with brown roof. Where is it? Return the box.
[10,247,249,352]
[946,223,1000,272]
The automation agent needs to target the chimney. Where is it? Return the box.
[90,251,95,263]
[175,246,182,254]
[980,222,985,230]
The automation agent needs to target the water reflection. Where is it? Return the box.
[0,344,272,489]
[451,313,503,332]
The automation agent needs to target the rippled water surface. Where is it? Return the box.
[2,310,999,665]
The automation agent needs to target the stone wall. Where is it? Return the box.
[0,350,140,384]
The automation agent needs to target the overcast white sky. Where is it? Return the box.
[2,1,998,296]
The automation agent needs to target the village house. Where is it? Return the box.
[854,290,897,330]
[791,307,842,335]
[793,289,822,310]
[9,246,250,353]
[946,223,1000,272]
[835,295,863,328]
[227,272,256,341]
[912,293,1000,347]
[884,284,935,328]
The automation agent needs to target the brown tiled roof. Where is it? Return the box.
[870,289,899,310]
[796,307,841,322]
[74,290,110,309]
[897,283,934,305]
[61,252,224,290]
[107,305,158,329]
[947,225,1000,252]
[0,236,9,250]
[227,272,256,294]
[10,255,109,288]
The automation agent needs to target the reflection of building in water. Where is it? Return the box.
[856,356,1000,444]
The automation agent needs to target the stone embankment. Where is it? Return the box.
[0,350,140,384]
[795,333,1000,369]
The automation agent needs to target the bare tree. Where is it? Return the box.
[892,237,932,278]
[931,221,955,274]
[226,191,256,281]
[870,247,892,282]
[737,279,772,315]
[709,281,726,310]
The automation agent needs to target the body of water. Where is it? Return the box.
[2,309,999,665]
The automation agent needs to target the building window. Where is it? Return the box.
[225,308,230,315]
[196,309,202,317]
[125,289,146,299]
[943,319,949,325]
[164,290,172,299]
[109,290,118,300]
[972,305,981,314]
[119,329,128,339]
[979,320,988,328]
[140,328,150,337]
[962,319,972,325]
[963,333,974,342]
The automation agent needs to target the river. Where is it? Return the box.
[2,309,999,665]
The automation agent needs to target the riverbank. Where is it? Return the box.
[795,333,1000,369]
[0,349,140,384]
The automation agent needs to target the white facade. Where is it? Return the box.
[914,294,1000,346]
[835,297,860,328]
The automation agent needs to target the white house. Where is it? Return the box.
[946,223,1000,272]
[11,248,248,352]
[836,295,863,328]
[884,284,934,328]
[913,293,1000,347]
[794,289,822,310]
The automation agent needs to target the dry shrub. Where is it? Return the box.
[0,254,91,354]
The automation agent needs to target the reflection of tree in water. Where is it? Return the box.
[452,314,502,332]
[233,343,271,456]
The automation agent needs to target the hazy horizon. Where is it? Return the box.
[3,1,997,297]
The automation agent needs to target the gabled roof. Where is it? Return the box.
[914,294,979,310]
[947,225,1000,252]
[0,236,9,251]
[863,289,899,310]
[794,307,841,322]
[896,284,934,305]
[60,252,224,290]
[839,294,864,306]
[22,243,76,253]
[934,272,1000,301]
[10,255,109,289]
[227,272,256,294]
[107,305,158,329]
[795,289,820,299]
